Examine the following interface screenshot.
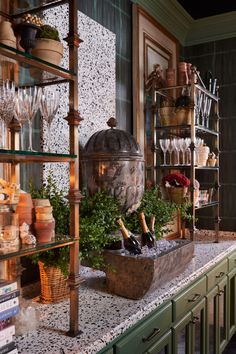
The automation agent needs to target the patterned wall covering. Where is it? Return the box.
[40,5,116,191]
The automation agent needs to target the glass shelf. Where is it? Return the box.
[156,124,219,136]
[0,235,76,261]
[0,1,67,18]
[158,165,219,170]
[0,149,76,163]
[0,43,75,86]
[195,201,219,210]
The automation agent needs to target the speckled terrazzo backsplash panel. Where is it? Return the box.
[41,5,116,191]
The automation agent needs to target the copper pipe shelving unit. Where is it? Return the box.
[0,0,82,337]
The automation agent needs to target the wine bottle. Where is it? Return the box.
[116,218,142,255]
[138,212,155,248]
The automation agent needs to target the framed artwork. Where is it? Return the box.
[132,5,179,185]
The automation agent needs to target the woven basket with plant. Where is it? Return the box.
[162,173,190,204]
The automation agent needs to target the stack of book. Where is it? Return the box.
[0,280,19,354]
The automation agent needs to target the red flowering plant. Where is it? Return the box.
[162,173,190,188]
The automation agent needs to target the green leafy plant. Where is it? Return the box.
[124,187,192,238]
[37,24,60,41]
[79,190,121,268]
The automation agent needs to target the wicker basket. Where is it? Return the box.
[38,261,69,304]
[166,187,188,204]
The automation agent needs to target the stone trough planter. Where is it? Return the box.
[103,240,194,300]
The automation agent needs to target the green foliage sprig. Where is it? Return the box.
[37,25,60,42]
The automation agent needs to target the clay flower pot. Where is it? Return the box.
[31,38,63,66]
[0,21,16,48]
[33,199,51,208]
[167,187,188,204]
[34,219,55,243]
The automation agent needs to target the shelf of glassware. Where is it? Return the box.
[0,0,66,18]
[0,235,76,261]
[158,165,219,170]
[0,43,75,86]
[156,124,219,137]
[0,149,77,163]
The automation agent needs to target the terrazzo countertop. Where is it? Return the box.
[16,240,236,354]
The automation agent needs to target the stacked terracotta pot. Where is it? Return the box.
[16,193,34,230]
[33,199,55,243]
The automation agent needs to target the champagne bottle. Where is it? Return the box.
[149,215,155,235]
[116,218,142,255]
[139,212,155,248]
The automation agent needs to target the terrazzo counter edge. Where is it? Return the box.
[16,241,236,354]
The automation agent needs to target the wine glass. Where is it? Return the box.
[159,139,169,166]
[13,91,28,150]
[0,80,15,149]
[173,138,181,165]
[167,139,175,165]
[40,89,60,152]
[19,86,42,151]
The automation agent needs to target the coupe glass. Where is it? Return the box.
[13,91,28,150]
[40,89,60,152]
[159,139,169,166]
[0,80,15,149]
[19,86,42,151]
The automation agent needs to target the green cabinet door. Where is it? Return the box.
[173,312,192,354]
[228,268,236,340]
[145,330,172,354]
[218,277,228,353]
[206,276,228,354]
[191,299,206,354]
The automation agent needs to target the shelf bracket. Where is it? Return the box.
[65,110,83,126]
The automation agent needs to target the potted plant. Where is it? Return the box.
[31,24,64,66]
[0,21,16,48]
[162,172,190,204]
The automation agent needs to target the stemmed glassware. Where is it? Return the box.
[159,139,169,166]
[0,80,15,149]
[167,139,175,165]
[173,138,181,165]
[40,88,60,152]
[19,86,42,151]
[13,91,28,150]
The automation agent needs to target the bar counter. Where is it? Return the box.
[16,237,236,354]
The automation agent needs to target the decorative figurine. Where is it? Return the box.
[19,223,36,245]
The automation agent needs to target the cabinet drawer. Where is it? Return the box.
[172,276,207,320]
[115,302,172,354]
[228,252,236,272]
[206,259,228,291]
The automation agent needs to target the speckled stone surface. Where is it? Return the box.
[41,5,116,192]
[15,240,236,354]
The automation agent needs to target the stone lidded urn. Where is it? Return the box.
[81,117,145,212]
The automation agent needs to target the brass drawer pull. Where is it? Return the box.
[142,327,161,342]
[191,316,199,324]
[218,289,224,296]
[216,272,225,279]
[188,293,201,303]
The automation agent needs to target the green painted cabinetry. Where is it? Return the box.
[98,249,236,354]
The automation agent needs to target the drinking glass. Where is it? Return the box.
[183,138,191,165]
[167,139,175,165]
[13,91,28,150]
[19,86,42,151]
[159,139,169,166]
[0,80,15,149]
[40,89,60,152]
[173,138,181,165]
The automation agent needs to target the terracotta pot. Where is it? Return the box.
[33,199,51,207]
[31,38,63,66]
[35,206,53,214]
[36,213,53,221]
[34,219,55,243]
[0,21,16,48]
[175,107,192,125]
[18,193,33,207]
